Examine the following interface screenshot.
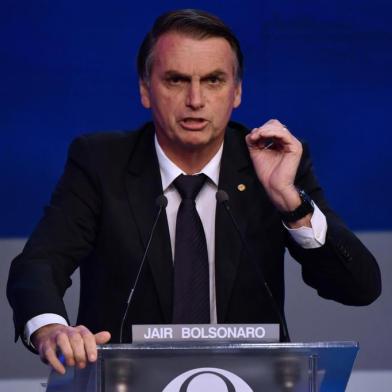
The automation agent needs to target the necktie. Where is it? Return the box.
[172,174,210,323]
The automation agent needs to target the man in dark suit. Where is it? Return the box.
[7,9,381,374]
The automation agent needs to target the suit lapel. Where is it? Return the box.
[124,124,173,322]
[215,124,255,322]
[123,122,264,323]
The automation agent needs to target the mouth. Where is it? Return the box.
[179,117,209,130]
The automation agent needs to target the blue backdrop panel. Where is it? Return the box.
[1,0,391,236]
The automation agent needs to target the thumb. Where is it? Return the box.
[94,331,111,344]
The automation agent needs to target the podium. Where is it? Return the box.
[46,341,358,391]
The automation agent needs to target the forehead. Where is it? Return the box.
[151,32,237,75]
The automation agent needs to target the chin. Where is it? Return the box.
[178,133,214,149]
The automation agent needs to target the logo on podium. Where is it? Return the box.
[163,367,253,391]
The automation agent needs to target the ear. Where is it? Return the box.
[139,79,151,108]
[233,81,242,108]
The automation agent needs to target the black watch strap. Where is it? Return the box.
[280,188,314,223]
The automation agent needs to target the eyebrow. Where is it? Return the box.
[163,69,229,80]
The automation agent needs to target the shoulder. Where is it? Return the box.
[225,120,251,149]
[227,120,250,137]
[65,122,154,167]
[60,122,155,182]
[69,122,153,155]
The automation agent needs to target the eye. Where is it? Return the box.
[204,75,226,87]
[207,76,221,84]
[166,75,186,85]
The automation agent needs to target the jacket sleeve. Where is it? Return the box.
[286,144,381,305]
[7,136,101,343]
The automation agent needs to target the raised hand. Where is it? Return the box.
[246,119,311,228]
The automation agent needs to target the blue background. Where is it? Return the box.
[1,0,391,236]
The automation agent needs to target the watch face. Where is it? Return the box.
[281,188,314,223]
[298,189,311,203]
[298,188,305,198]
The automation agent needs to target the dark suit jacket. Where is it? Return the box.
[7,122,381,344]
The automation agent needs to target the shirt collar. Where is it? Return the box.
[154,135,223,191]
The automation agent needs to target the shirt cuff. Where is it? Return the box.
[284,202,327,249]
[24,314,68,348]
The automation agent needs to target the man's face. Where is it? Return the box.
[140,32,242,158]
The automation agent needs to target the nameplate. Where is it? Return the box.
[132,324,279,343]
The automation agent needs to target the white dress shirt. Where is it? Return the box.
[25,137,327,342]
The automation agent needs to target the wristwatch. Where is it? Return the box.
[280,188,314,223]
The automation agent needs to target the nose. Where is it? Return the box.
[186,81,205,110]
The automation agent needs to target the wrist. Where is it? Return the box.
[280,188,314,225]
[286,213,312,229]
[31,323,62,348]
[270,185,302,212]
[26,314,68,348]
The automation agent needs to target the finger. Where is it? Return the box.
[249,126,293,143]
[81,330,98,363]
[95,331,111,345]
[42,343,66,375]
[263,118,287,129]
[246,131,285,151]
[83,330,111,362]
[69,331,87,369]
[73,325,108,362]
[251,119,288,133]
[56,332,75,367]
[246,133,276,150]
[247,128,300,153]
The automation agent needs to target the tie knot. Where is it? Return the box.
[173,174,207,200]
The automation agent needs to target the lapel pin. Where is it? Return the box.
[237,184,246,192]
